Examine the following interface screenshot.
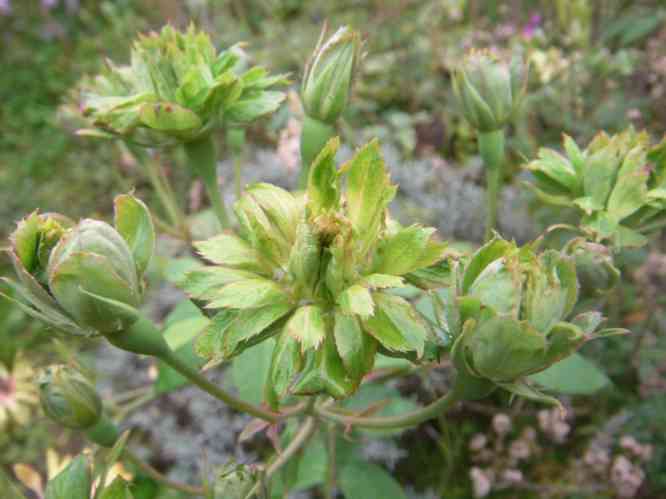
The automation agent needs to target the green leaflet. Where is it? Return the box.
[45,455,91,499]
[334,310,377,385]
[337,284,374,318]
[342,140,397,257]
[196,304,292,362]
[285,305,327,353]
[362,292,427,357]
[204,278,291,309]
[139,101,202,132]
[113,194,155,276]
[194,233,272,276]
[373,224,447,276]
[179,267,261,300]
[307,137,340,216]
[225,91,286,123]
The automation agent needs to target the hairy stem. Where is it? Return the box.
[478,129,506,242]
[185,135,230,229]
[299,114,336,189]
[124,449,206,496]
[316,389,461,429]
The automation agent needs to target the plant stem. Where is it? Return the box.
[124,449,206,496]
[316,389,461,430]
[185,135,230,229]
[246,416,318,498]
[299,114,336,189]
[160,349,281,423]
[478,129,506,241]
[129,146,187,238]
[108,317,281,423]
[324,422,337,499]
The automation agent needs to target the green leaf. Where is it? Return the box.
[45,455,91,499]
[194,233,272,276]
[9,211,41,272]
[225,91,285,123]
[373,225,446,276]
[337,284,374,318]
[334,311,377,384]
[607,145,649,221]
[99,477,133,499]
[361,274,405,289]
[583,146,621,211]
[343,140,397,256]
[467,249,521,317]
[462,237,513,293]
[362,293,427,356]
[139,101,202,131]
[204,278,290,309]
[530,352,610,395]
[106,430,132,468]
[339,461,406,499]
[218,304,292,360]
[245,183,301,244]
[285,305,327,352]
[232,338,275,404]
[113,194,155,276]
[178,267,260,299]
[268,331,302,404]
[307,137,340,215]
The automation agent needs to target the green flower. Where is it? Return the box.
[2,194,155,336]
[301,25,362,124]
[525,128,666,248]
[38,365,102,430]
[181,138,451,402]
[448,236,621,405]
[452,49,529,132]
[79,24,288,147]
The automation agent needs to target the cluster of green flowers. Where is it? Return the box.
[182,138,451,402]
[79,24,288,147]
[526,128,666,248]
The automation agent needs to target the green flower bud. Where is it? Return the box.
[450,236,613,405]
[525,128,666,248]
[452,49,528,132]
[566,239,620,297]
[3,194,154,337]
[301,26,362,124]
[184,139,447,403]
[214,462,260,499]
[78,24,287,147]
[38,365,102,430]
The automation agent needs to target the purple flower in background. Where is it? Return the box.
[522,13,542,39]
[42,0,58,10]
[0,0,11,16]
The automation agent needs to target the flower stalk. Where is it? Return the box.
[478,129,506,241]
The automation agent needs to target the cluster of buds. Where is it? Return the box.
[79,24,288,147]
[525,127,666,248]
[446,236,621,404]
[182,138,451,402]
[2,194,154,338]
[452,49,529,132]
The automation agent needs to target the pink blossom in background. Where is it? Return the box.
[0,0,11,16]
[522,13,542,39]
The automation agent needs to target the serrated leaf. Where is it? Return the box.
[225,91,285,123]
[45,455,90,499]
[361,274,405,289]
[307,137,340,215]
[268,332,302,405]
[362,293,427,356]
[204,278,290,309]
[113,194,155,276]
[462,237,514,293]
[285,305,327,352]
[139,101,202,131]
[178,267,260,299]
[222,304,292,359]
[373,224,446,276]
[343,140,397,256]
[337,284,374,318]
[232,338,275,404]
[194,233,272,275]
[607,145,649,221]
[333,311,377,384]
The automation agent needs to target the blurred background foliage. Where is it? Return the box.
[1,1,666,498]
